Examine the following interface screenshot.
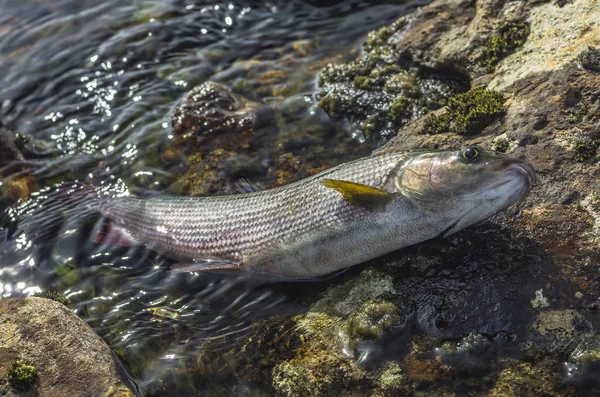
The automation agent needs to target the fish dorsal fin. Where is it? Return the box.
[322,179,392,211]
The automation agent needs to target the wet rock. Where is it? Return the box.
[317,16,468,142]
[526,309,593,356]
[166,81,372,195]
[0,127,38,207]
[168,81,261,156]
[272,268,411,393]
[567,333,600,387]
[212,39,326,102]
[0,297,137,397]
[487,360,576,397]
[443,333,492,356]
[0,126,23,166]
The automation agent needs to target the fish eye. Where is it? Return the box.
[460,146,480,162]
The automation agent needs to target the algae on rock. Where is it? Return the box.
[423,88,506,135]
[317,16,467,142]
[271,268,412,396]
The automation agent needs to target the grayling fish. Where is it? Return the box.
[93,146,535,279]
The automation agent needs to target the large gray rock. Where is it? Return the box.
[0,297,137,397]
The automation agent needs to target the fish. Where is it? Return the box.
[92,146,535,279]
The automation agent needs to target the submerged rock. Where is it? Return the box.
[567,334,600,387]
[271,268,412,396]
[165,80,372,196]
[0,126,38,207]
[0,297,137,397]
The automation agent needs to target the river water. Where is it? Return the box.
[0,0,427,395]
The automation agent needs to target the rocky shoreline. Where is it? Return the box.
[0,297,137,396]
[0,0,599,395]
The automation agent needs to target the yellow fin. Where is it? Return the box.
[322,179,392,211]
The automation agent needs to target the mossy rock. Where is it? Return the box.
[361,114,385,140]
[487,360,575,397]
[564,104,588,124]
[389,97,411,125]
[491,137,510,153]
[346,299,402,350]
[572,137,600,162]
[423,88,506,135]
[383,73,420,97]
[33,290,71,306]
[577,46,600,73]
[0,298,136,397]
[482,22,530,72]
[7,359,37,392]
[272,350,369,397]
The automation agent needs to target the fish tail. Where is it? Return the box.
[57,181,139,247]
[2,179,117,248]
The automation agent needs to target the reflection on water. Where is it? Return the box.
[0,0,425,394]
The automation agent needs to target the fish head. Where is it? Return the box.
[396,146,535,237]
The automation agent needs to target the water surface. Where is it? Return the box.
[0,0,425,394]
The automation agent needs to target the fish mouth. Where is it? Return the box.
[488,158,535,203]
[513,161,536,186]
[510,161,536,203]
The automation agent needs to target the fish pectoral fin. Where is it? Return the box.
[322,179,392,211]
[171,259,242,273]
[92,219,139,247]
[234,178,263,194]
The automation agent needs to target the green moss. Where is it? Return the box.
[564,104,588,124]
[353,76,374,90]
[423,88,506,135]
[371,64,402,78]
[363,20,404,56]
[7,359,37,391]
[317,93,342,116]
[573,138,600,162]
[346,299,402,350]
[311,268,397,316]
[578,46,600,73]
[389,97,411,124]
[361,114,384,140]
[482,22,530,72]
[383,73,420,97]
[317,93,357,118]
[488,361,566,397]
[492,137,510,152]
[34,290,71,306]
[377,361,407,393]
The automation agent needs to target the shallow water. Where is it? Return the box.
[0,0,428,394]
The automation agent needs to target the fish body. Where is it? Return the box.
[96,147,535,279]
